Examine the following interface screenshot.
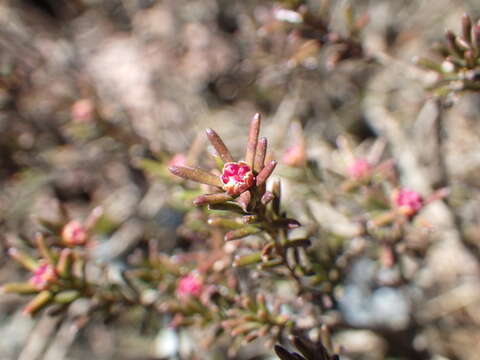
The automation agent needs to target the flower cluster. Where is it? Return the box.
[392,188,424,217]
[1,208,103,315]
[169,113,278,225]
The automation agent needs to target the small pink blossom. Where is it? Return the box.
[177,274,203,298]
[282,145,307,167]
[62,220,89,246]
[221,161,255,196]
[168,154,188,168]
[71,99,95,123]
[347,158,372,180]
[29,263,57,291]
[393,188,424,217]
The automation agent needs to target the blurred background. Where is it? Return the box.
[2,0,480,359]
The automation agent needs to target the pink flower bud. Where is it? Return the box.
[282,145,307,167]
[221,161,255,196]
[393,188,424,217]
[347,158,372,180]
[168,153,188,168]
[29,263,57,291]
[62,220,88,246]
[71,99,95,123]
[177,274,203,298]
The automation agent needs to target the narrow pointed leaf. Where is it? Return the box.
[261,191,275,205]
[257,258,283,269]
[286,247,298,268]
[56,249,73,278]
[23,290,52,315]
[474,24,480,50]
[207,217,243,229]
[194,193,232,206]
[54,290,80,304]
[297,247,312,271]
[462,13,472,43]
[169,166,222,187]
[245,113,261,168]
[231,322,260,336]
[274,345,300,360]
[254,137,267,172]
[292,336,316,360]
[2,282,38,294]
[205,128,234,163]
[85,206,103,230]
[233,252,262,267]
[236,190,251,212]
[256,160,277,187]
[445,30,463,58]
[272,180,281,214]
[225,226,262,241]
[209,202,246,214]
[35,233,55,265]
[243,332,260,344]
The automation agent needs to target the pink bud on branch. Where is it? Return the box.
[347,158,372,180]
[177,274,203,298]
[392,188,424,217]
[29,263,58,291]
[282,144,307,167]
[62,220,89,246]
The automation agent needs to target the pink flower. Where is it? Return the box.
[393,188,424,217]
[29,263,57,291]
[177,274,203,298]
[347,158,372,180]
[62,220,89,246]
[71,99,95,123]
[168,154,188,168]
[221,161,255,196]
[282,145,307,167]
